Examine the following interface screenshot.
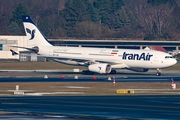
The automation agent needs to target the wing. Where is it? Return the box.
[44,55,118,63]
[43,55,128,68]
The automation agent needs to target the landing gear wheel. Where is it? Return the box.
[110,70,116,74]
[156,68,161,76]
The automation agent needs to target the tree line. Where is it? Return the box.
[0,0,180,40]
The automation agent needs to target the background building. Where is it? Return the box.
[0,36,40,61]
[0,36,27,60]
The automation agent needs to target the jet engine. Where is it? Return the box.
[128,68,149,72]
[88,63,111,74]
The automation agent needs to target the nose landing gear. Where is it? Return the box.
[156,68,161,76]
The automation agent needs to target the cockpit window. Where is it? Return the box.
[165,56,174,58]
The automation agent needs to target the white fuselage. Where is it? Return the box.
[38,46,177,69]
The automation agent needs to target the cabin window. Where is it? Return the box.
[165,56,174,59]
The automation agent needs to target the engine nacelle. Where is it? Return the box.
[128,68,149,72]
[88,63,111,74]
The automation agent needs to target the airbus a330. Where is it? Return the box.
[12,15,177,76]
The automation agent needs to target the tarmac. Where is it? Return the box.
[0,78,179,96]
[0,69,179,96]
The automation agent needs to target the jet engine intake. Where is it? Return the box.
[88,63,111,74]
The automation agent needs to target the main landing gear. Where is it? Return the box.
[110,69,116,74]
[156,68,161,76]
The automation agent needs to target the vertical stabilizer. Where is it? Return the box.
[22,15,52,47]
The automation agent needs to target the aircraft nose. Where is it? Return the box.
[172,58,177,65]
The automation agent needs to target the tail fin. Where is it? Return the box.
[22,15,52,47]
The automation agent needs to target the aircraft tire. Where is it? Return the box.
[110,70,116,74]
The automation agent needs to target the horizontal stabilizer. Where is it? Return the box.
[10,49,18,55]
[11,46,39,53]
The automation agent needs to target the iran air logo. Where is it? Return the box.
[26,28,36,40]
[122,52,153,61]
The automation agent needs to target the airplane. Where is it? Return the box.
[12,15,177,76]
